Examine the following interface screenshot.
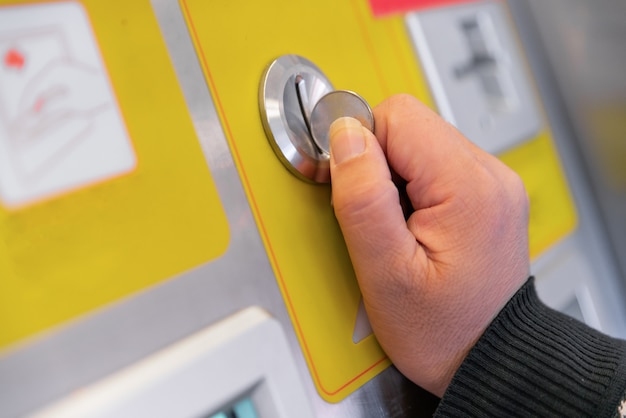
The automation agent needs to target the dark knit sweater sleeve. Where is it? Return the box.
[435,277,626,417]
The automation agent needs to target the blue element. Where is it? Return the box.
[233,398,258,418]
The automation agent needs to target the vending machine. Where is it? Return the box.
[1,0,624,416]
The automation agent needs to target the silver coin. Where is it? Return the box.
[310,90,374,155]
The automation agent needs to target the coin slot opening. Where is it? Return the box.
[295,74,324,155]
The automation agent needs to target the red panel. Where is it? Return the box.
[369,0,479,17]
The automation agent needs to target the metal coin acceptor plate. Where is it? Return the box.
[259,55,334,183]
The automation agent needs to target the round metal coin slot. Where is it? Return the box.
[259,55,334,183]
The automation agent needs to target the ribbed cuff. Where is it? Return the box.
[435,277,626,417]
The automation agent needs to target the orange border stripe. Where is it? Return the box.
[181,0,388,396]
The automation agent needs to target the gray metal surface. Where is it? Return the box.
[508,0,626,337]
[522,0,626,286]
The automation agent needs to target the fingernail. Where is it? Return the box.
[329,117,366,164]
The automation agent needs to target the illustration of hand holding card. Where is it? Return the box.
[0,2,136,209]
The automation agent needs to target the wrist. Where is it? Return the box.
[436,277,626,417]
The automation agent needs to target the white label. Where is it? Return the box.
[405,2,541,155]
[0,1,136,208]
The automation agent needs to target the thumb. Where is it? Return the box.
[329,117,419,287]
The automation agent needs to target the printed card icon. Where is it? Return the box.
[0,2,136,208]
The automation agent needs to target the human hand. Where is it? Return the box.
[329,94,530,397]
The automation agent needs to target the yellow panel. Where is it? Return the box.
[180,0,431,402]
[0,0,230,348]
[182,0,577,402]
[180,0,575,402]
[500,131,577,258]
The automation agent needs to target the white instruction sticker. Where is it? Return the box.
[0,1,136,208]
